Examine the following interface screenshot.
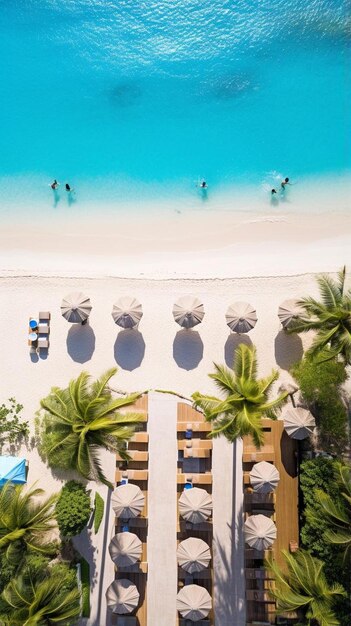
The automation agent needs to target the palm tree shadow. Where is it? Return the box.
[224,334,253,367]
[274,330,303,370]
[173,329,204,370]
[114,329,145,371]
[66,324,96,363]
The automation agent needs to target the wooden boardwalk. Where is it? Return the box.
[113,395,149,626]
[243,419,298,624]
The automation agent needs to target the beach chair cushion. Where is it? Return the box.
[38,337,49,348]
[38,323,49,334]
[39,311,51,320]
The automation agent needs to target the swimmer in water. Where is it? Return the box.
[281,177,290,190]
[51,179,59,190]
[271,188,277,195]
[65,183,72,192]
[200,180,208,188]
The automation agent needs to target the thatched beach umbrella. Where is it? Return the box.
[179,487,212,524]
[111,484,145,519]
[283,406,316,440]
[244,514,277,550]
[278,298,303,329]
[112,297,143,329]
[176,584,212,621]
[250,461,280,493]
[61,292,92,323]
[177,537,211,573]
[226,301,257,333]
[109,532,142,567]
[106,579,139,614]
[173,296,205,329]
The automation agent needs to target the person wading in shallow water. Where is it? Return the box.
[51,179,59,190]
[281,177,290,190]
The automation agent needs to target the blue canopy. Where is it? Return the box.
[0,456,26,486]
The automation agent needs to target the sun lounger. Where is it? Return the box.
[129,432,149,444]
[38,322,50,334]
[177,421,212,433]
[116,450,149,462]
[38,337,49,349]
[116,469,148,482]
[177,473,212,485]
[116,617,137,626]
[178,440,212,450]
[244,492,276,505]
[246,590,275,603]
[242,448,275,463]
[39,311,51,321]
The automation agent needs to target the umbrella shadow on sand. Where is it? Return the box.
[114,329,145,371]
[274,330,303,370]
[66,324,96,363]
[173,329,204,370]
[224,334,253,367]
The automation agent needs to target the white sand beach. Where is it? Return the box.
[1,266,328,626]
[1,196,350,626]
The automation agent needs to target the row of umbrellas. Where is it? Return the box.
[60,292,303,331]
[108,532,211,574]
[106,579,212,621]
[107,484,214,619]
[111,484,213,524]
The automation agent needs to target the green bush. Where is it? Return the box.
[291,357,349,454]
[80,557,90,618]
[0,398,29,449]
[56,481,91,538]
[300,458,351,626]
[93,492,104,533]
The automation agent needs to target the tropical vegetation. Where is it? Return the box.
[192,343,288,447]
[267,549,346,626]
[0,564,80,626]
[288,266,351,363]
[93,492,104,533]
[0,483,57,568]
[55,480,91,538]
[291,356,348,454]
[0,398,29,450]
[79,557,90,618]
[310,462,351,561]
[37,367,144,487]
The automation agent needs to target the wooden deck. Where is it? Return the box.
[176,404,214,626]
[243,419,298,624]
[112,395,149,626]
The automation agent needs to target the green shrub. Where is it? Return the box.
[300,458,351,626]
[56,481,91,538]
[0,398,29,449]
[291,357,349,454]
[80,557,90,618]
[93,492,104,533]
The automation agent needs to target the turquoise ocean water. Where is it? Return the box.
[0,0,350,214]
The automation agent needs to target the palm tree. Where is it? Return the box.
[38,367,144,487]
[311,463,351,561]
[288,266,351,363]
[0,483,57,567]
[0,567,80,626]
[192,344,288,447]
[267,549,346,626]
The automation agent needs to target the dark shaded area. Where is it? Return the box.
[114,329,145,371]
[66,324,96,363]
[224,334,253,367]
[109,81,142,107]
[280,430,298,478]
[173,329,203,370]
[274,329,303,370]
